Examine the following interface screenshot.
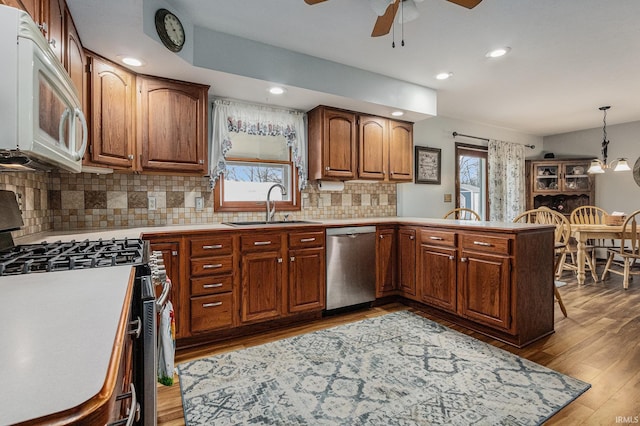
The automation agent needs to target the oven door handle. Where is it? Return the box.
[156,278,172,310]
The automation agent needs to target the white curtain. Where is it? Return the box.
[210,99,307,189]
[488,139,526,222]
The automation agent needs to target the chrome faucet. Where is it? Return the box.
[265,183,286,222]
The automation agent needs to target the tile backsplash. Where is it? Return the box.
[1,171,397,235]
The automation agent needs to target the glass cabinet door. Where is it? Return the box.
[561,161,592,192]
[533,163,559,191]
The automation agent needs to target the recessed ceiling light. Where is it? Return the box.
[391,111,404,117]
[120,56,145,67]
[436,72,453,80]
[486,47,511,58]
[269,87,285,95]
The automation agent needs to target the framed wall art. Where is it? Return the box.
[415,146,441,184]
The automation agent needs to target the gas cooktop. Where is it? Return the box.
[0,238,145,276]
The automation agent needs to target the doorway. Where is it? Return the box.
[455,143,488,220]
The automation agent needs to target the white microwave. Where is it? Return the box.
[0,5,87,172]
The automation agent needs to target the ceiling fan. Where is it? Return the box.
[304,0,482,37]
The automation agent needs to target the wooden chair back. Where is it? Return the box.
[513,207,570,247]
[615,209,640,256]
[443,208,481,221]
[570,206,608,225]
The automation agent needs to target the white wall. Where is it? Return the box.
[397,116,543,218]
[543,121,640,215]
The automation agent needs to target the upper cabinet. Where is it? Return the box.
[308,106,358,180]
[526,159,595,215]
[84,54,209,174]
[86,53,136,169]
[64,4,85,108]
[308,105,414,182]
[137,76,209,174]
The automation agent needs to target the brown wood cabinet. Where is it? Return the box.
[148,239,183,337]
[397,227,416,296]
[45,0,63,62]
[308,105,414,182]
[458,233,512,331]
[417,228,457,312]
[240,232,285,323]
[288,230,326,313]
[86,53,137,168]
[376,226,396,297]
[308,106,358,180]
[189,234,235,334]
[138,76,209,174]
[526,158,595,215]
[64,4,84,108]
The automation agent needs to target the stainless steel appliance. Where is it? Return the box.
[326,226,377,310]
[0,5,87,172]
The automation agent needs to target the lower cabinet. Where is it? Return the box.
[397,227,416,296]
[241,248,285,323]
[288,230,326,313]
[147,238,184,337]
[417,228,457,312]
[376,226,396,296]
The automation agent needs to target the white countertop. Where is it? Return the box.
[14,216,553,244]
[0,265,134,425]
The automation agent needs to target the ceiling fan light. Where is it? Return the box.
[587,160,605,174]
[436,72,453,80]
[486,47,511,58]
[369,0,394,16]
[396,0,420,23]
[613,158,631,172]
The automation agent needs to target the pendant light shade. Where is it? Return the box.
[613,158,631,172]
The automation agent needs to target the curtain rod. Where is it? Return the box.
[452,131,535,149]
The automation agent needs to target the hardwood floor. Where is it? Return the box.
[157,273,640,425]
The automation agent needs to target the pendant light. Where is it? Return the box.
[587,106,631,174]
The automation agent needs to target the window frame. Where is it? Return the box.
[213,156,301,213]
[455,142,489,220]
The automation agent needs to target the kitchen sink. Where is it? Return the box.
[224,220,320,226]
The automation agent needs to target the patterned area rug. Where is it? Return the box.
[177,311,590,425]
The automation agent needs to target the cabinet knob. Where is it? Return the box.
[128,154,134,160]
[409,235,415,240]
[49,39,57,48]
[278,258,283,263]
[37,22,48,33]
[449,255,455,261]
[379,235,384,239]
[460,257,468,263]
[325,166,330,171]
[290,256,295,262]
[199,159,204,164]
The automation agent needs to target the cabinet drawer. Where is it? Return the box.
[420,229,456,247]
[190,256,233,276]
[191,275,233,296]
[190,235,233,257]
[190,293,233,333]
[241,234,282,252]
[289,231,325,249]
[460,234,511,255]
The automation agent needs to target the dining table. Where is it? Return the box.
[571,223,629,285]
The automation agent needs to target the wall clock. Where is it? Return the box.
[633,157,640,187]
[154,8,185,52]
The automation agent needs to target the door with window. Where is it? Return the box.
[455,143,488,220]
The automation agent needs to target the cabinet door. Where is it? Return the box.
[418,245,457,312]
[149,241,184,338]
[138,77,208,173]
[46,0,63,62]
[323,108,357,179]
[388,120,413,181]
[87,54,136,168]
[358,115,387,179]
[459,251,511,330]
[398,227,416,296]
[64,6,84,110]
[561,161,593,192]
[376,227,396,296]
[241,251,283,323]
[288,247,325,313]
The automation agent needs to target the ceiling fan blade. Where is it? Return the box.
[371,0,399,37]
[304,0,328,4]
[446,0,482,9]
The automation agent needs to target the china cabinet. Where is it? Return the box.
[526,159,596,215]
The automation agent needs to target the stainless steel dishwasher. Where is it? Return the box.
[326,226,377,310]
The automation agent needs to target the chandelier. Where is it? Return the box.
[587,106,631,174]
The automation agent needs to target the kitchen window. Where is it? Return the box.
[210,99,307,212]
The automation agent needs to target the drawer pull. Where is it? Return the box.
[300,237,316,243]
[473,241,493,247]
[429,236,444,241]
[409,235,415,240]
[254,241,272,246]
[203,263,223,269]
[202,244,223,250]
[202,301,223,308]
[203,283,223,289]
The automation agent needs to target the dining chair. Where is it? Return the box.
[513,207,569,316]
[442,207,481,221]
[570,205,616,264]
[601,209,640,289]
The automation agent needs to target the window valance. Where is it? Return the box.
[210,99,307,189]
